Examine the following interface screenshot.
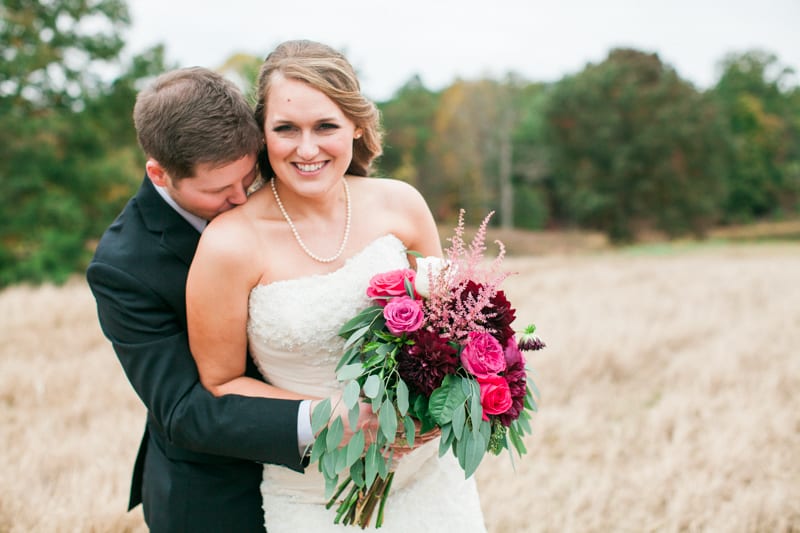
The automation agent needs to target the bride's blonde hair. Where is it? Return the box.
[253,40,383,179]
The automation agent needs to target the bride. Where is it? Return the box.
[186,40,487,532]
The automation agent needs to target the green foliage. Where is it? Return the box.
[544,48,730,242]
[711,50,800,222]
[512,184,549,230]
[0,0,167,287]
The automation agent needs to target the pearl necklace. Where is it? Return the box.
[270,178,351,264]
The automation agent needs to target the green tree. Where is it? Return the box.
[377,75,441,208]
[0,0,166,286]
[510,81,551,230]
[712,50,800,221]
[544,48,729,242]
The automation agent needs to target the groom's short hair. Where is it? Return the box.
[133,67,262,180]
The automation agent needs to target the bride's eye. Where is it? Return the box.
[273,124,296,133]
[317,123,339,132]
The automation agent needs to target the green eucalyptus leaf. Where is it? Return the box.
[363,374,382,399]
[529,379,541,401]
[508,426,528,456]
[376,342,393,357]
[311,398,332,435]
[403,415,416,448]
[309,428,328,465]
[469,381,483,429]
[324,473,339,499]
[456,430,468,470]
[338,306,382,335]
[337,363,365,382]
[350,459,365,487]
[364,444,380,487]
[343,380,361,409]
[348,401,360,432]
[439,423,454,457]
[451,402,466,440]
[322,449,337,478]
[463,430,487,478]
[326,417,344,450]
[379,398,398,443]
[396,379,409,416]
[343,325,371,351]
[345,430,365,468]
[334,446,349,474]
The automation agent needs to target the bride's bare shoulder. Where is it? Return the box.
[351,176,427,211]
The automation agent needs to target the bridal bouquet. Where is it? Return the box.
[310,211,545,528]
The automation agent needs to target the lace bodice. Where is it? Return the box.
[246,234,485,532]
[247,234,408,398]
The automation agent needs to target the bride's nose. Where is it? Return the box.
[296,132,319,160]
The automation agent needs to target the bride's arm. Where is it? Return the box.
[187,213,305,400]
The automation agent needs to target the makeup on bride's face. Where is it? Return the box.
[264,76,356,198]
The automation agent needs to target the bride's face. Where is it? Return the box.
[263,74,361,199]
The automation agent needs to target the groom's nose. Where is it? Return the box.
[229,183,248,205]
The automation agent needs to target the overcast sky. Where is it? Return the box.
[124,0,800,100]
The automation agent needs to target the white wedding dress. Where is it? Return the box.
[247,234,487,532]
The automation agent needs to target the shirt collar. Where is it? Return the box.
[153,184,208,233]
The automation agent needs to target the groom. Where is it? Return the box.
[87,67,318,532]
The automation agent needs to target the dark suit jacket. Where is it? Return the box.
[87,176,304,532]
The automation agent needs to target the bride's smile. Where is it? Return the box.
[264,73,361,201]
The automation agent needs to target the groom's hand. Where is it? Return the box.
[310,396,381,447]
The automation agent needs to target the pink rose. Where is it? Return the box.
[383,296,424,334]
[367,269,417,305]
[460,331,506,378]
[477,375,513,420]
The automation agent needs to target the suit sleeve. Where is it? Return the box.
[86,260,305,471]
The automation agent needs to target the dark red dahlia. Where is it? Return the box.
[458,281,516,346]
[397,330,459,396]
[497,340,527,426]
[498,360,527,426]
[486,290,516,346]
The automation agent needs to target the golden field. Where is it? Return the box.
[2,241,799,532]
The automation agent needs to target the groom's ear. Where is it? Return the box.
[146,159,169,187]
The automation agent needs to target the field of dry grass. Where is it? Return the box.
[2,241,799,532]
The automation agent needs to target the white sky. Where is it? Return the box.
[124,0,800,101]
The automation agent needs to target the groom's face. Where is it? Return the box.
[148,155,259,221]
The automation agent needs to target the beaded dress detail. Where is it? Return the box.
[247,234,486,532]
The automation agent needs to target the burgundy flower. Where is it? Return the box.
[498,340,528,426]
[397,330,459,396]
[458,281,516,346]
[486,290,516,346]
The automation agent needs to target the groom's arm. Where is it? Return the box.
[87,260,306,471]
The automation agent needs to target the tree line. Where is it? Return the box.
[2,0,799,286]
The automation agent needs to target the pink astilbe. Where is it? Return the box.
[422,210,514,342]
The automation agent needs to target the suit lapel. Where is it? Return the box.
[136,176,201,267]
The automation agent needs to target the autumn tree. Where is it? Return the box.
[544,48,729,242]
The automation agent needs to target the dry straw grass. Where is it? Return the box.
[2,242,799,532]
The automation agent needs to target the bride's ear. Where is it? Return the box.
[146,159,169,187]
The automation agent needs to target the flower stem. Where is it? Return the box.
[375,471,395,528]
